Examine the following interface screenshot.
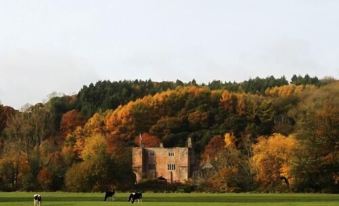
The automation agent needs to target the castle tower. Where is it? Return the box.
[132,147,143,183]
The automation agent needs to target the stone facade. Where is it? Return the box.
[132,139,194,183]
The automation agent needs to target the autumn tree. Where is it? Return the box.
[201,135,225,162]
[4,103,56,152]
[0,105,16,153]
[0,140,30,191]
[251,133,298,191]
[64,133,133,192]
[201,133,252,192]
[0,105,15,134]
[59,109,84,137]
[65,134,112,192]
[1,103,57,190]
[37,139,66,190]
[61,112,107,163]
[293,82,339,192]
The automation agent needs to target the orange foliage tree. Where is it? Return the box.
[202,133,252,192]
[59,109,84,136]
[202,135,225,162]
[37,168,53,190]
[62,112,107,162]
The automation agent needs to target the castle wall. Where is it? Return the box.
[132,146,193,183]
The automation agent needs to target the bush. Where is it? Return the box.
[65,161,95,192]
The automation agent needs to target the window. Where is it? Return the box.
[168,152,175,156]
[167,164,176,170]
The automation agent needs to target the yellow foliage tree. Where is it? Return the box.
[251,133,298,191]
[224,132,236,148]
[265,84,316,97]
[81,134,107,161]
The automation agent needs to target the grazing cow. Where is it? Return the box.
[104,189,115,201]
[128,192,142,204]
[33,194,42,206]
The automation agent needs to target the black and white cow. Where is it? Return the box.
[104,189,115,201]
[33,194,42,206]
[128,192,142,204]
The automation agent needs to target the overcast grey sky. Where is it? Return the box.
[0,0,338,109]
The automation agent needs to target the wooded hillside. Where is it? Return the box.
[0,75,338,193]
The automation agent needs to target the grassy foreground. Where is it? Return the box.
[0,192,338,206]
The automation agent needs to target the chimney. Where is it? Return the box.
[187,137,192,148]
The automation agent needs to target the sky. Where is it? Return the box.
[0,0,339,109]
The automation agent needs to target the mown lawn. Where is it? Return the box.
[0,192,338,206]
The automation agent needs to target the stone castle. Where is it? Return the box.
[132,138,194,183]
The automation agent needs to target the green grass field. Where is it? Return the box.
[0,192,338,206]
